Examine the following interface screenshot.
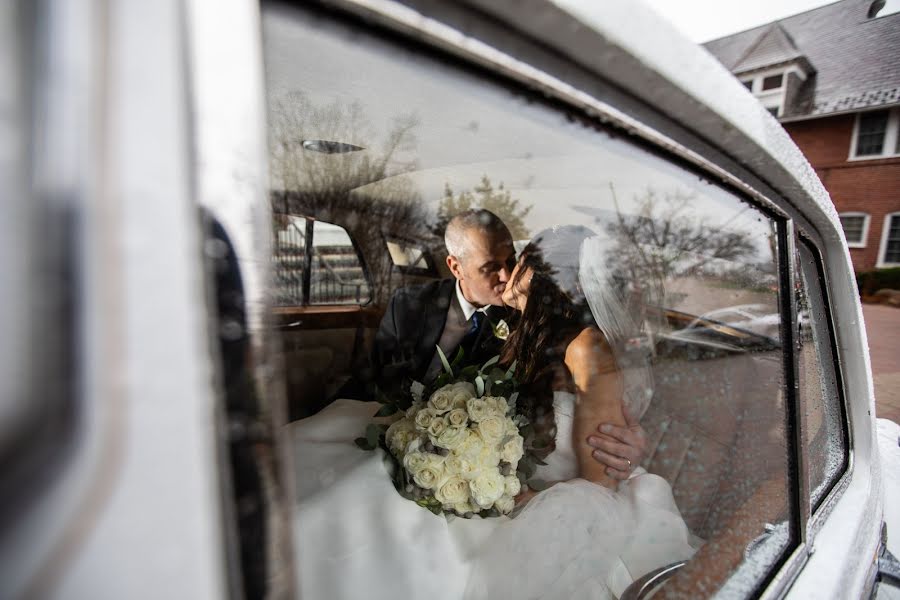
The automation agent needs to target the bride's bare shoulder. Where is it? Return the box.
[563,327,614,372]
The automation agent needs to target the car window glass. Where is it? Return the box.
[273,214,372,306]
[796,239,848,509]
[262,4,797,597]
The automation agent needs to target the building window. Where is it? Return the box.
[878,213,900,267]
[856,110,889,155]
[838,212,870,248]
[761,73,783,91]
[741,79,753,91]
[852,108,900,159]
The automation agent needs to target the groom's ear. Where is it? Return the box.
[447,255,464,281]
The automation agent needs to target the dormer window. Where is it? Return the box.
[739,69,793,117]
[761,74,783,91]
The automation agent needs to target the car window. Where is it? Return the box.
[796,239,848,510]
[273,213,372,306]
[262,3,798,597]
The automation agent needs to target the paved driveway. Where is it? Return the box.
[864,303,900,423]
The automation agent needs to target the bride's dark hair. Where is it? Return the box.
[500,226,596,421]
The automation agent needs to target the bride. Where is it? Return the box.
[288,225,696,599]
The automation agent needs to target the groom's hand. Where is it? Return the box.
[586,406,648,480]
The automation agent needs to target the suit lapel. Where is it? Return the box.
[417,278,454,371]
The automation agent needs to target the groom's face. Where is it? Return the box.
[447,229,515,308]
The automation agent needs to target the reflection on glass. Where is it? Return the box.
[797,241,848,509]
[263,3,795,597]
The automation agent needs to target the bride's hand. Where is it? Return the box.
[514,488,539,507]
[586,404,648,480]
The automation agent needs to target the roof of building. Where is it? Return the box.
[703,0,900,119]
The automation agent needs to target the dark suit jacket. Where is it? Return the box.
[342,278,509,399]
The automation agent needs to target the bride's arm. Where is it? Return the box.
[565,327,627,490]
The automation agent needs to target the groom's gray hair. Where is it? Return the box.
[444,209,510,261]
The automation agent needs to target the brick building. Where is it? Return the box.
[704,0,900,272]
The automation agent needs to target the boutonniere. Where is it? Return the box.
[492,318,510,340]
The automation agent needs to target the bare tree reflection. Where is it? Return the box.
[268,92,437,304]
[603,186,759,310]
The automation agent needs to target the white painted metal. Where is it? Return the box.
[2,0,892,598]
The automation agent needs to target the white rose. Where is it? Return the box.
[495,495,515,515]
[469,470,506,509]
[476,445,502,469]
[435,425,469,450]
[413,465,443,490]
[492,319,510,341]
[461,433,501,469]
[447,408,469,428]
[477,416,506,444]
[484,396,509,416]
[450,381,476,397]
[500,435,525,464]
[457,431,485,463]
[466,398,492,422]
[427,416,449,439]
[403,451,429,473]
[414,407,436,431]
[445,454,478,480]
[504,417,519,435]
[434,475,470,506]
[385,418,417,456]
[428,386,455,414]
[504,475,521,497]
[408,453,444,490]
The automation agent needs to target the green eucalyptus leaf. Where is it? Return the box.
[450,346,465,367]
[475,375,485,397]
[459,365,479,378]
[436,345,453,375]
[354,437,373,451]
[375,404,398,417]
[505,360,517,379]
[478,355,500,375]
[526,478,551,492]
[520,457,536,479]
[487,367,505,382]
[365,424,381,448]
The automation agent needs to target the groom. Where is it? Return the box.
[364,209,647,480]
[371,209,515,390]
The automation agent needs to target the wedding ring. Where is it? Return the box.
[625,458,632,469]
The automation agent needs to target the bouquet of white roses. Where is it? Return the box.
[357,349,547,517]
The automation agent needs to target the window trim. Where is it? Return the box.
[838,212,871,248]
[795,235,852,539]
[876,212,900,268]
[267,3,825,596]
[849,107,900,160]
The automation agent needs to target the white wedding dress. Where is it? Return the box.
[288,391,696,599]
